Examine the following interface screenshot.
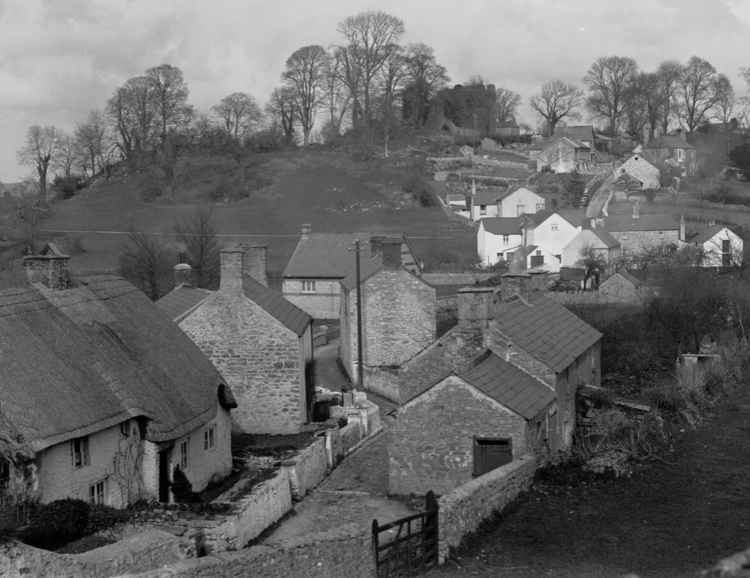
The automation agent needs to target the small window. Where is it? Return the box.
[676,148,685,162]
[502,234,509,244]
[179,439,189,470]
[89,480,106,505]
[72,437,90,468]
[204,424,216,451]
[479,204,487,215]
[555,254,562,262]
[530,251,544,267]
[551,223,559,232]
[473,438,513,476]
[301,280,316,293]
[535,202,545,212]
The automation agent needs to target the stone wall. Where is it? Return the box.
[438,455,536,563]
[119,523,375,578]
[0,530,183,578]
[389,376,528,495]
[610,230,681,255]
[282,279,342,320]
[179,292,306,434]
[281,437,328,499]
[207,470,292,552]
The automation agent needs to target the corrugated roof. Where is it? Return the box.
[0,275,227,452]
[481,217,523,236]
[282,233,415,279]
[493,292,602,373]
[460,352,555,419]
[242,276,311,335]
[603,213,680,233]
[157,285,212,322]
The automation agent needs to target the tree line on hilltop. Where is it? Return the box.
[15,10,750,202]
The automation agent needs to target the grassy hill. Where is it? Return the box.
[26,147,475,285]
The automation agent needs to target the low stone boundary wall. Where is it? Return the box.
[438,455,536,563]
[207,470,292,552]
[422,272,496,287]
[282,437,328,499]
[119,523,375,578]
[0,529,183,578]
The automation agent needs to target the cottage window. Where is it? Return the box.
[179,439,189,470]
[89,480,106,505]
[301,280,316,293]
[676,148,685,162]
[204,424,216,451]
[72,436,90,468]
[551,223,559,232]
[473,438,513,477]
[479,204,487,215]
[555,254,562,262]
[502,234,509,244]
[530,250,544,267]
[536,202,545,212]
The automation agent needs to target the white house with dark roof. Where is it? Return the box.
[562,227,622,268]
[470,186,545,221]
[690,225,743,267]
[282,225,419,319]
[617,154,661,190]
[477,217,524,266]
[524,209,585,263]
[159,245,314,434]
[0,244,236,510]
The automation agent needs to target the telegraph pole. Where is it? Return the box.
[354,239,364,390]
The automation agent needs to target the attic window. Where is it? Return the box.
[551,224,559,232]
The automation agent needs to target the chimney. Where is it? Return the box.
[457,286,496,329]
[244,244,268,286]
[173,263,193,287]
[23,243,71,290]
[219,245,245,292]
[301,223,312,240]
[371,236,402,269]
[632,199,640,220]
[471,178,477,197]
[680,214,686,242]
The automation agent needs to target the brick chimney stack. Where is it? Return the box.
[244,244,268,286]
[371,236,402,269]
[23,243,71,290]
[173,263,193,287]
[219,245,245,293]
[457,286,496,329]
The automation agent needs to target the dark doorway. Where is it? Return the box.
[473,437,513,476]
[158,450,170,502]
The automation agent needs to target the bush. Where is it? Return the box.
[52,175,87,199]
[401,171,435,207]
[21,499,90,549]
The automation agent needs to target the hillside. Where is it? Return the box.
[29,148,475,282]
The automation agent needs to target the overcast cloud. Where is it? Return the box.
[0,0,748,180]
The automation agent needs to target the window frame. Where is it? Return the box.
[72,436,90,469]
[301,279,316,293]
[204,424,216,451]
[479,204,487,215]
[89,480,106,505]
[551,223,559,232]
[179,439,189,470]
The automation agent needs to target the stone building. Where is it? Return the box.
[536,137,595,173]
[282,225,419,320]
[603,206,685,255]
[598,270,651,303]
[339,237,436,395]
[0,244,236,511]
[158,245,313,435]
[562,227,621,269]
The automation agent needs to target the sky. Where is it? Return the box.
[0,0,749,181]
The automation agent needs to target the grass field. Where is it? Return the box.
[22,149,475,280]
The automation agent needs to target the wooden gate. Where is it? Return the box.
[372,491,439,577]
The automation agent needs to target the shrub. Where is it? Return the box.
[21,499,90,549]
[52,175,87,199]
[401,171,435,207]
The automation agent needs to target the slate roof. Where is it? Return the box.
[692,225,729,245]
[554,125,595,145]
[472,189,506,205]
[524,209,585,229]
[603,213,680,232]
[589,228,620,249]
[460,352,555,419]
[493,292,602,373]
[157,285,212,323]
[283,232,416,279]
[644,135,695,150]
[481,217,523,236]
[0,275,229,453]
[158,279,311,336]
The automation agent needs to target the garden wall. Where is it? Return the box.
[0,530,183,578]
[438,454,536,563]
[119,523,375,578]
[281,437,328,499]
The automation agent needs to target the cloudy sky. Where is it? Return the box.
[0,0,749,181]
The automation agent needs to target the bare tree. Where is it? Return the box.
[376,45,407,156]
[529,80,583,136]
[495,87,521,125]
[713,74,735,126]
[53,131,76,179]
[212,92,263,141]
[677,56,721,134]
[74,110,108,177]
[283,45,329,145]
[174,205,220,289]
[321,48,351,138]
[656,61,683,135]
[267,87,297,145]
[401,43,449,128]
[337,11,405,130]
[584,56,638,135]
[17,125,59,203]
[118,231,173,300]
[146,64,192,146]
